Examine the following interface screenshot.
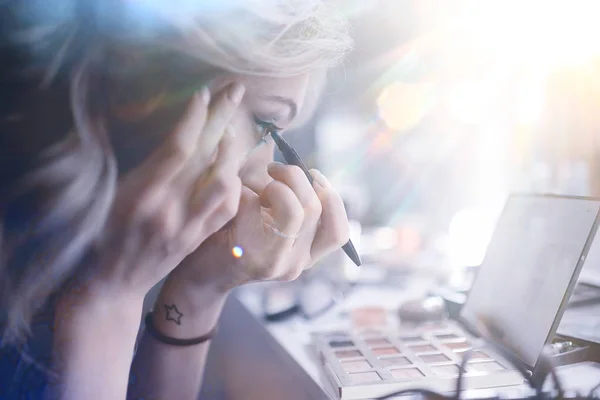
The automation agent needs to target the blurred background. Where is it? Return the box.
[282,0,600,283]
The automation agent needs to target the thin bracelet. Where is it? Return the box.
[144,312,217,347]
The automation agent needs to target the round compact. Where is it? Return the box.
[397,296,447,322]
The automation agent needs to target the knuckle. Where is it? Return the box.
[306,196,323,216]
[208,176,228,197]
[144,197,180,236]
[146,211,169,235]
[223,195,240,218]
[210,170,238,195]
[135,186,161,211]
[133,189,170,223]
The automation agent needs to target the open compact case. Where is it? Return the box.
[312,194,600,399]
[313,322,523,400]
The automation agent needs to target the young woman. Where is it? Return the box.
[0,1,352,399]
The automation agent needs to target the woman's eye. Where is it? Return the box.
[254,117,282,139]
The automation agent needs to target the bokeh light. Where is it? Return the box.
[448,207,497,268]
[232,246,243,259]
[377,81,435,130]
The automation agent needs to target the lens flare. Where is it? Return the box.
[377,81,434,130]
[232,246,243,258]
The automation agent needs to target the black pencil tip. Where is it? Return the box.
[342,240,361,267]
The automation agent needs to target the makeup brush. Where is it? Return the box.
[270,131,361,267]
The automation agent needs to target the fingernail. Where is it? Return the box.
[199,86,211,105]
[311,169,330,188]
[228,83,246,104]
[267,161,284,172]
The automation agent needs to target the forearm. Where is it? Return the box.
[128,277,228,400]
[52,287,144,400]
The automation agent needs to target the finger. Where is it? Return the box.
[239,140,276,195]
[182,189,241,251]
[309,170,350,260]
[180,172,241,249]
[186,126,242,212]
[195,82,245,161]
[130,88,210,189]
[267,162,322,215]
[212,126,243,175]
[187,166,242,221]
[267,162,321,241]
[259,180,304,239]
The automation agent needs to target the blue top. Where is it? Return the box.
[0,292,152,399]
[0,305,57,399]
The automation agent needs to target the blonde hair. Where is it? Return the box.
[0,0,352,344]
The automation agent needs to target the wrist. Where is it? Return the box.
[152,274,229,339]
[52,283,144,399]
[54,284,144,371]
[57,282,144,335]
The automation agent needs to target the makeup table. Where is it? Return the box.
[197,274,597,400]
[199,280,600,400]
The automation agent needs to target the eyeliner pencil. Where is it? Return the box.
[270,131,362,267]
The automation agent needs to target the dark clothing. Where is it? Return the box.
[0,306,56,399]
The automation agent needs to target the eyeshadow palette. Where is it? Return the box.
[313,323,523,400]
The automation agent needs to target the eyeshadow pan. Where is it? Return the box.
[373,347,400,356]
[436,333,460,340]
[325,331,350,339]
[336,349,362,358]
[365,338,390,346]
[469,351,491,360]
[349,372,382,383]
[443,341,471,351]
[470,361,505,372]
[329,340,354,348]
[399,335,423,342]
[378,356,412,367]
[351,307,387,328]
[341,359,372,373]
[409,344,438,353]
[390,367,425,380]
[419,353,451,363]
[360,329,382,335]
[430,364,461,377]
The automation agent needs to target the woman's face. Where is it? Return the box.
[111,72,312,192]
[210,73,311,191]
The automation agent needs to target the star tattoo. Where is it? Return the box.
[164,304,183,325]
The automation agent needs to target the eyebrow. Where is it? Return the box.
[260,95,298,122]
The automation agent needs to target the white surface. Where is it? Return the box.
[461,195,600,368]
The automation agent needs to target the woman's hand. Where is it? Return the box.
[166,161,350,296]
[85,83,246,300]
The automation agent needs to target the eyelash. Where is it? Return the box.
[254,117,283,139]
